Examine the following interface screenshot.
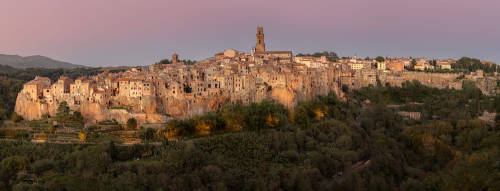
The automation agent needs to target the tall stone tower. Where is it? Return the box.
[255,27,265,52]
[172,53,179,63]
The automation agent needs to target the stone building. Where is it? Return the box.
[21,76,51,101]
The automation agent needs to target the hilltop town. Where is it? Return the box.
[14,27,499,126]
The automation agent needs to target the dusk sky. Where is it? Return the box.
[1,0,499,67]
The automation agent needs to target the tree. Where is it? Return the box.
[265,114,280,128]
[107,141,118,161]
[195,120,213,135]
[71,111,83,122]
[375,56,385,63]
[46,124,55,135]
[10,112,22,123]
[126,118,137,129]
[179,59,197,65]
[161,122,180,140]
[0,156,29,185]
[78,131,87,142]
[431,59,437,67]
[295,51,339,62]
[452,57,496,73]
[140,128,156,142]
[56,101,70,122]
[410,59,417,70]
[156,59,171,65]
[0,107,7,124]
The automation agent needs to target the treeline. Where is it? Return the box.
[1,80,499,190]
[156,58,197,65]
[0,65,104,83]
[296,51,339,62]
[452,57,499,73]
[0,77,24,122]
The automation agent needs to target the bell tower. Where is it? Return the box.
[255,27,265,52]
[172,53,178,63]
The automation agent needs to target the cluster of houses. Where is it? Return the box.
[340,56,454,72]
[15,27,497,123]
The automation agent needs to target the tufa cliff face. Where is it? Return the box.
[13,57,337,125]
[15,92,49,121]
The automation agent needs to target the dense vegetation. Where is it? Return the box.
[375,56,385,63]
[156,58,197,65]
[452,57,499,74]
[1,80,499,190]
[296,52,339,62]
[353,80,497,124]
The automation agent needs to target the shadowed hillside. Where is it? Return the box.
[0,54,85,69]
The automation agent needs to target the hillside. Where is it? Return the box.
[0,82,499,190]
[0,54,85,69]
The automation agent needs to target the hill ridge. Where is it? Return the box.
[0,54,86,69]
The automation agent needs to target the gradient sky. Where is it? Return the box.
[1,0,499,66]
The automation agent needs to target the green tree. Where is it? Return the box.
[157,59,171,65]
[140,128,156,142]
[375,56,385,63]
[0,107,7,124]
[410,59,417,70]
[0,156,29,187]
[126,118,137,129]
[452,57,496,73]
[295,51,339,62]
[71,111,83,122]
[431,59,437,67]
[56,101,70,122]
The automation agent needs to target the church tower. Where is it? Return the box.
[255,27,265,52]
[172,53,178,63]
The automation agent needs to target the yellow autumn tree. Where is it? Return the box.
[313,106,328,120]
[162,126,179,141]
[195,120,213,136]
[265,114,280,128]
[36,133,47,141]
[78,131,87,142]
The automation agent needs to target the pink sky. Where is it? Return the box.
[1,0,499,66]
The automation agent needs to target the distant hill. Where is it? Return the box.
[0,54,86,69]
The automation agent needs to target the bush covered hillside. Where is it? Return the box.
[0,80,499,190]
